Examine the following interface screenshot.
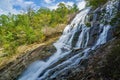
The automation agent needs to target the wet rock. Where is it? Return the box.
[87,25,100,46]
[106,27,114,41]
[93,7,101,13]
[71,29,82,47]
[0,44,56,80]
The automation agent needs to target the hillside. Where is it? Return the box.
[0,3,78,68]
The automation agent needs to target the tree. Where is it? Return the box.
[0,3,78,57]
[72,4,79,12]
[86,0,108,9]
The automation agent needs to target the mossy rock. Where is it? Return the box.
[85,22,91,27]
[88,14,93,21]
[110,11,120,26]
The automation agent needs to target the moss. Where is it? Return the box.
[110,17,118,26]
[85,22,91,27]
[86,0,108,9]
[88,14,93,21]
[110,11,120,26]
[110,11,120,37]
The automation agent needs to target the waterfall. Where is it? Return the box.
[96,25,111,46]
[18,0,118,80]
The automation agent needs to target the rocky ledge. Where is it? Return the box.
[58,37,120,80]
[0,40,57,80]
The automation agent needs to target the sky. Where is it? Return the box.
[0,0,86,15]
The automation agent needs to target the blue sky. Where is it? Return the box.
[0,0,85,15]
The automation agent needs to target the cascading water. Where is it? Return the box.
[18,0,119,80]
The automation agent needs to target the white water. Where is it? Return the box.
[92,24,111,50]
[96,25,111,45]
[18,0,115,80]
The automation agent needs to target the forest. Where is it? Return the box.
[0,3,78,58]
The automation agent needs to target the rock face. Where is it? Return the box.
[87,25,100,46]
[64,37,120,80]
[0,43,56,80]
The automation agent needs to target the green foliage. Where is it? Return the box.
[86,0,108,9]
[110,11,120,26]
[72,4,79,12]
[0,3,78,57]
[85,22,91,27]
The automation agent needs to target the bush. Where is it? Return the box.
[3,42,17,56]
[86,0,108,9]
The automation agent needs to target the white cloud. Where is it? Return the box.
[0,0,86,15]
[0,0,17,15]
[0,0,39,15]
[47,1,86,11]
[65,2,74,7]
[48,5,58,10]
[44,0,55,3]
[58,1,74,7]
[47,1,74,10]
[12,0,38,11]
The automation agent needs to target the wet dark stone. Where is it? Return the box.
[87,24,100,46]
[93,7,101,13]
[106,28,113,42]
[71,29,82,47]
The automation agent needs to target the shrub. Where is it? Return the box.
[86,0,108,9]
